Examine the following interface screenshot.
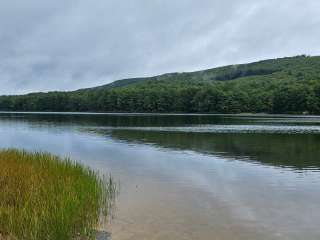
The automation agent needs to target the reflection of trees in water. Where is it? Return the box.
[1,113,319,169]
[0,113,261,128]
[109,130,320,170]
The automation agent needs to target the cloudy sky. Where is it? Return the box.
[0,0,319,94]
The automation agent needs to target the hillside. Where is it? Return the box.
[1,55,320,114]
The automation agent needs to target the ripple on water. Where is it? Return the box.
[86,124,320,134]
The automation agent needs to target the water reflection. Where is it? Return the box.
[106,130,320,170]
[0,113,320,240]
[1,112,320,127]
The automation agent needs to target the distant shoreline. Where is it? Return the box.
[1,56,319,115]
[0,111,320,118]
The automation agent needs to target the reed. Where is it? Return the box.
[0,149,115,240]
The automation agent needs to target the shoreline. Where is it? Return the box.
[0,111,319,118]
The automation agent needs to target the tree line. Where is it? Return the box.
[0,55,320,114]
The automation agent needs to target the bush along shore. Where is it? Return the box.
[0,149,116,240]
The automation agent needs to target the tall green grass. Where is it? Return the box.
[0,149,115,240]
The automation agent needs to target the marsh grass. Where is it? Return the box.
[0,149,115,240]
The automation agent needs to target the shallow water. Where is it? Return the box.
[1,113,320,240]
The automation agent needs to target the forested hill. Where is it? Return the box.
[1,55,320,114]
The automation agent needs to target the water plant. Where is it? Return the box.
[0,149,115,240]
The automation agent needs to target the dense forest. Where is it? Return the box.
[1,55,320,114]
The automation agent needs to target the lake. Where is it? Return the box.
[1,112,320,240]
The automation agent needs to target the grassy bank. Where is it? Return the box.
[0,149,115,240]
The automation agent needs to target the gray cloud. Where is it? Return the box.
[0,0,319,94]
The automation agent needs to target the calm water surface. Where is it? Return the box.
[1,113,320,240]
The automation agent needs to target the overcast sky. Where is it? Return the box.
[0,0,319,94]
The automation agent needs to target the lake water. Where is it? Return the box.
[1,112,320,240]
